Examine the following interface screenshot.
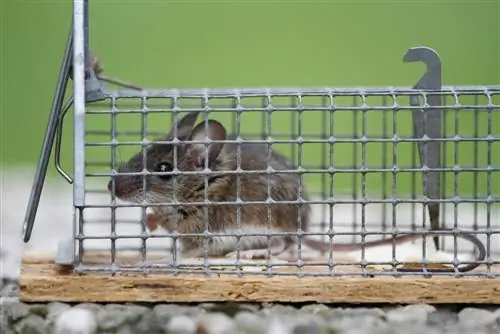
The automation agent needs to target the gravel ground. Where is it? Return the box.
[1,169,499,333]
[1,285,500,334]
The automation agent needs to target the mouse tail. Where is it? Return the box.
[302,234,420,252]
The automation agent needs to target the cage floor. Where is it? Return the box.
[19,251,500,304]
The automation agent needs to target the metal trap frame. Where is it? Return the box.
[19,0,499,304]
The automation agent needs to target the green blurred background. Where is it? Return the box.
[2,0,499,198]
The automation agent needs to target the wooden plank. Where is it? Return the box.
[19,252,500,304]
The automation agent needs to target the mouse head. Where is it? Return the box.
[107,112,228,207]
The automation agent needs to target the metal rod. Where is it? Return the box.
[54,98,75,183]
[73,0,87,207]
[21,27,73,243]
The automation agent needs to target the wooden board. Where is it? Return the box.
[19,251,500,304]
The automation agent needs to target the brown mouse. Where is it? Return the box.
[107,111,485,272]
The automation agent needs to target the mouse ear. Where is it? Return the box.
[168,111,200,139]
[187,119,227,168]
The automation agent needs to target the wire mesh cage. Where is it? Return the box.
[69,84,497,276]
[20,0,499,303]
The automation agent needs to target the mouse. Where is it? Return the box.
[107,111,485,272]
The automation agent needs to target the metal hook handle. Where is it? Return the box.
[55,98,75,184]
[22,28,74,243]
[403,46,443,250]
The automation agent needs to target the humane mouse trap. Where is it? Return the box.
[19,0,500,305]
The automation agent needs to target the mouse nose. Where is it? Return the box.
[107,180,122,197]
[107,180,117,193]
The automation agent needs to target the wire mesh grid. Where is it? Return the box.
[74,86,499,277]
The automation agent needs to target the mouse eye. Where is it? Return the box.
[155,162,173,179]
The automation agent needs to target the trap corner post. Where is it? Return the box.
[403,46,443,250]
[73,0,87,209]
[70,0,89,268]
